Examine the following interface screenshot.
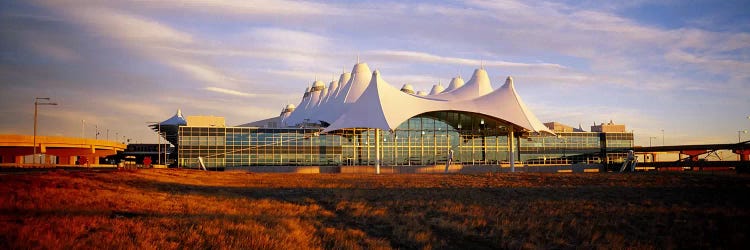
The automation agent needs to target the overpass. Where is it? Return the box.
[0,134,126,165]
[632,140,750,172]
[634,140,750,161]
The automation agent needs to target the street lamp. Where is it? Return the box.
[557,135,567,164]
[33,97,57,164]
[649,136,657,147]
[661,129,664,146]
[738,130,747,143]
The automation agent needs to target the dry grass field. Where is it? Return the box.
[0,169,748,249]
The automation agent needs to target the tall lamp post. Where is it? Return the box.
[557,135,567,164]
[738,130,747,143]
[661,129,665,146]
[649,136,657,147]
[33,97,57,164]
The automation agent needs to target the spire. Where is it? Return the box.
[176,109,182,117]
[356,54,360,64]
[505,76,514,87]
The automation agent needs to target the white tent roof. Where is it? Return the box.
[330,72,351,101]
[315,83,329,107]
[274,61,551,134]
[312,63,370,124]
[443,76,465,93]
[282,87,311,126]
[321,64,551,134]
[320,80,337,105]
[158,109,187,126]
[429,84,445,95]
[341,63,372,104]
[432,68,492,100]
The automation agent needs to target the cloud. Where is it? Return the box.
[169,61,236,86]
[26,40,80,61]
[237,27,338,68]
[204,87,254,97]
[137,0,338,17]
[367,50,566,69]
[32,1,248,89]
[3,0,746,145]
[62,5,193,46]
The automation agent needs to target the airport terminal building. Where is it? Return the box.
[153,62,633,169]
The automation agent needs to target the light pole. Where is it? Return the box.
[661,129,664,146]
[649,136,657,147]
[33,97,57,164]
[557,134,567,164]
[81,119,85,138]
[738,130,747,143]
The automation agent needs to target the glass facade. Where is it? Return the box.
[519,132,633,165]
[178,111,634,169]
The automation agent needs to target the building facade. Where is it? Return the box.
[168,61,634,169]
[178,113,633,169]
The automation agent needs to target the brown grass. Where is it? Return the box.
[0,169,748,249]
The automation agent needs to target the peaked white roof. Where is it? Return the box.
[400,84,415,94]
[322,67,551,134]
[429,84,445,95]
[159,109,187,126]
[273,61,551,135]
[320,80,337,105]
[330,72,351,100]
[149,109,187,146]
[315,84,329,107]
[443,76,465,92]
[341,63,372,104]
[433,68,492,100]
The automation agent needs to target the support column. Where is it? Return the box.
[64,156,76,165]
[1,155,12,163]
[375,129,380,174]
[734,149,750,161]
[508,130,514,172]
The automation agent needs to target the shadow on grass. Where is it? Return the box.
[112,176,750,249]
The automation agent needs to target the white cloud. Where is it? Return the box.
[7,0,747,145]
[367,50,565,70]
[138,0,338,17]
[27,40,79,61]
[66,5,193,45]
[169,61,236,86]
[204,86,253,97]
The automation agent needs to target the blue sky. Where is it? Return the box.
[1,0,748,146]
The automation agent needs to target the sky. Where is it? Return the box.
[0,0,749,146]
